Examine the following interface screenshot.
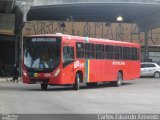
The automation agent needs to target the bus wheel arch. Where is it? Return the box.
[111,70,123,87]
[73,70,83,90]
[41,83,48,90]
[75,70,83,83]
[116,71,123,87]
[118,70,123,80]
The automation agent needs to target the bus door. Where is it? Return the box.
[62,45,75,84]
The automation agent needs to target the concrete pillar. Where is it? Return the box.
[14,5,23,65]
[14,35,18,64]
[144,30,149,62]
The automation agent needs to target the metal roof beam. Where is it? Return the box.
[0,0,33,1]
[137,11,160,31]
[0,34,14,41]
[32,0,160,6]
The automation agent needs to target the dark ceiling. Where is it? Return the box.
[0,1,15,13]
[27,3,160,23]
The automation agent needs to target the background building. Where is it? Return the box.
[1,0,160,75]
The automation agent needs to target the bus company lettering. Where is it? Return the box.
[74,61,84,68]
[112,61,126,65]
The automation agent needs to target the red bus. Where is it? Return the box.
[22,33,141,90]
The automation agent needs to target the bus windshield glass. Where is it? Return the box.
[23,37,61,72]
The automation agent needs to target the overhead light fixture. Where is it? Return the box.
[117,16,123,22]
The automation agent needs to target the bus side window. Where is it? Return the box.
[114,46,119,60]
[85,43,94,59]
[63,46,74,67]
[123,47,127,60]
[131,47,134,60]
[124,47,131,60]
[96,44,104,59]
[114,46,122,60]
[76,42,84,58]
[135,48,138,60]
[127,47,131,60]
[119,46,123,60]
[105,45,114,59]
[105,45,109,59]
[137,48,140,61]
[110,45,114,59]
[132,47,137,61]
[102,45,104,59]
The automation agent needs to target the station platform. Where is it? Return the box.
[0,77,22,82]
[0,77,13,82]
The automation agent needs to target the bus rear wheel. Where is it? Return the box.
[41,84,48,90]
[73,73,80,90]
[111,72,122,87]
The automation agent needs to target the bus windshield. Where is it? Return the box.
[23,37,61,72]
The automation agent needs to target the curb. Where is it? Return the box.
[0,77,22,82]
[0,77,13,82]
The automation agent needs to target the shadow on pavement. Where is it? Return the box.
[24,82,135,92]
[0,81,135,92]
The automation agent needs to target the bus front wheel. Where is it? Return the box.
[73,73,80,90]
[41,84,48,90]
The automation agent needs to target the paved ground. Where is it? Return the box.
[0,78,160,114]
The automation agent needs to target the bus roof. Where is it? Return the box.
[27,33,140,47]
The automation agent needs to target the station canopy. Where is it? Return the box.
[27,3,160,30]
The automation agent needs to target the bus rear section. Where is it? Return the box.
[75,41,141,88]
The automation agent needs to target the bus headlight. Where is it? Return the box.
[23,70,27,76]
[54,68,60,77]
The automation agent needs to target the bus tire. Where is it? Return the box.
[41,84,48,90]
[111,72,122,87]
[154,72,160,78]
[73,73,80,90]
